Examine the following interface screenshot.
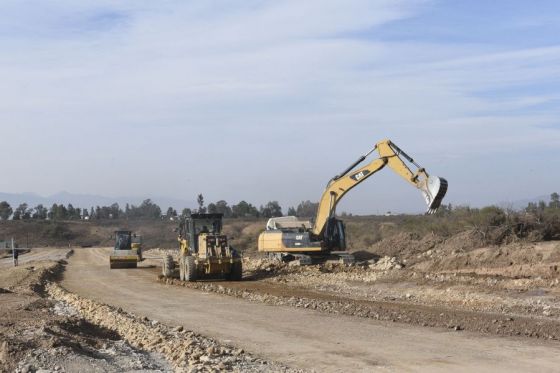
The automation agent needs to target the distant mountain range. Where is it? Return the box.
[0,191,196,211]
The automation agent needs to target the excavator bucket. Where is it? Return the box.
[421,176,448,214]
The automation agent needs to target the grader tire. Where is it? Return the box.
[185,256,197,282]
[179,256,186,281]
[162,254,174,278]
[227,261,243,281]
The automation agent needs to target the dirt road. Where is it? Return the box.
[62,248,560,372]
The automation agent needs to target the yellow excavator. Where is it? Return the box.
[258,139,448,263]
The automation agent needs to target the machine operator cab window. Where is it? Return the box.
[193,219,221,235]
[115,232,131,250]
[187,214,224,253]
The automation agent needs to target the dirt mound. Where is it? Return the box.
[415,241,560,278]
[367,232,443,260]
[0,260,64,296]
[440,230,486,252]
[368,256,403,270]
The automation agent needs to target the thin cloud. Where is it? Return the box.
[0,1,559,212]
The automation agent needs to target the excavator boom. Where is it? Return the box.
[312,139,448,236]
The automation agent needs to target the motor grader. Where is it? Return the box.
[161,213,242,281]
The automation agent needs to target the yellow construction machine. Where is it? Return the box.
[161,213,242,281]
[258,139,448,264]
[109,230,143,269]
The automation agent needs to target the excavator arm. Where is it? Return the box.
[312,139,448,237]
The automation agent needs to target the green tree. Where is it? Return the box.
[127,199,161,219]
[207,203,217,214]
[166,206,177,218]
[287,206,296,216]
[214,200,232,218]
[71,204,83,219]
[56,204,68,220]
[197,194,206,213]
[32,204,48,219]
[295,200,319,217]
[67,204,76,219]
[181,208,192,217]
[13,203,30,220]
[479,206,507,226]
[526,202,538,214]
[232,201,259,218]
[0,201,12,220]
[260,201,282,218]
[109,203,120,219]
[550,192,560,209]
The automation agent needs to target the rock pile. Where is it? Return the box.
[368,256,403,271]
[47,284,298,372]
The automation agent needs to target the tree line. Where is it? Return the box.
[0,195,320,221]
[181,195,319,219]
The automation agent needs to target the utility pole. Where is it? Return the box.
[11,237,15,267]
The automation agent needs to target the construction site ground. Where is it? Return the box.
[2,236,560,372]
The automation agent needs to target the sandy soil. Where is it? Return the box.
[60,247,560,372]
[0,252,171,373]
[0,249,293,373]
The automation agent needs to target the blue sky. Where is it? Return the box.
[1,1,559,214]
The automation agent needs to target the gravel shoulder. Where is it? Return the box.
[61,247,560,372]
[0,254,171,373]
[0,249,292,373]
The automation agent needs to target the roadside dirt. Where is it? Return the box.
[61,247,560,372]
[145,239,560,342]
[0,249,296,373]
[0,255,171,373]
[47,284,295,372]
